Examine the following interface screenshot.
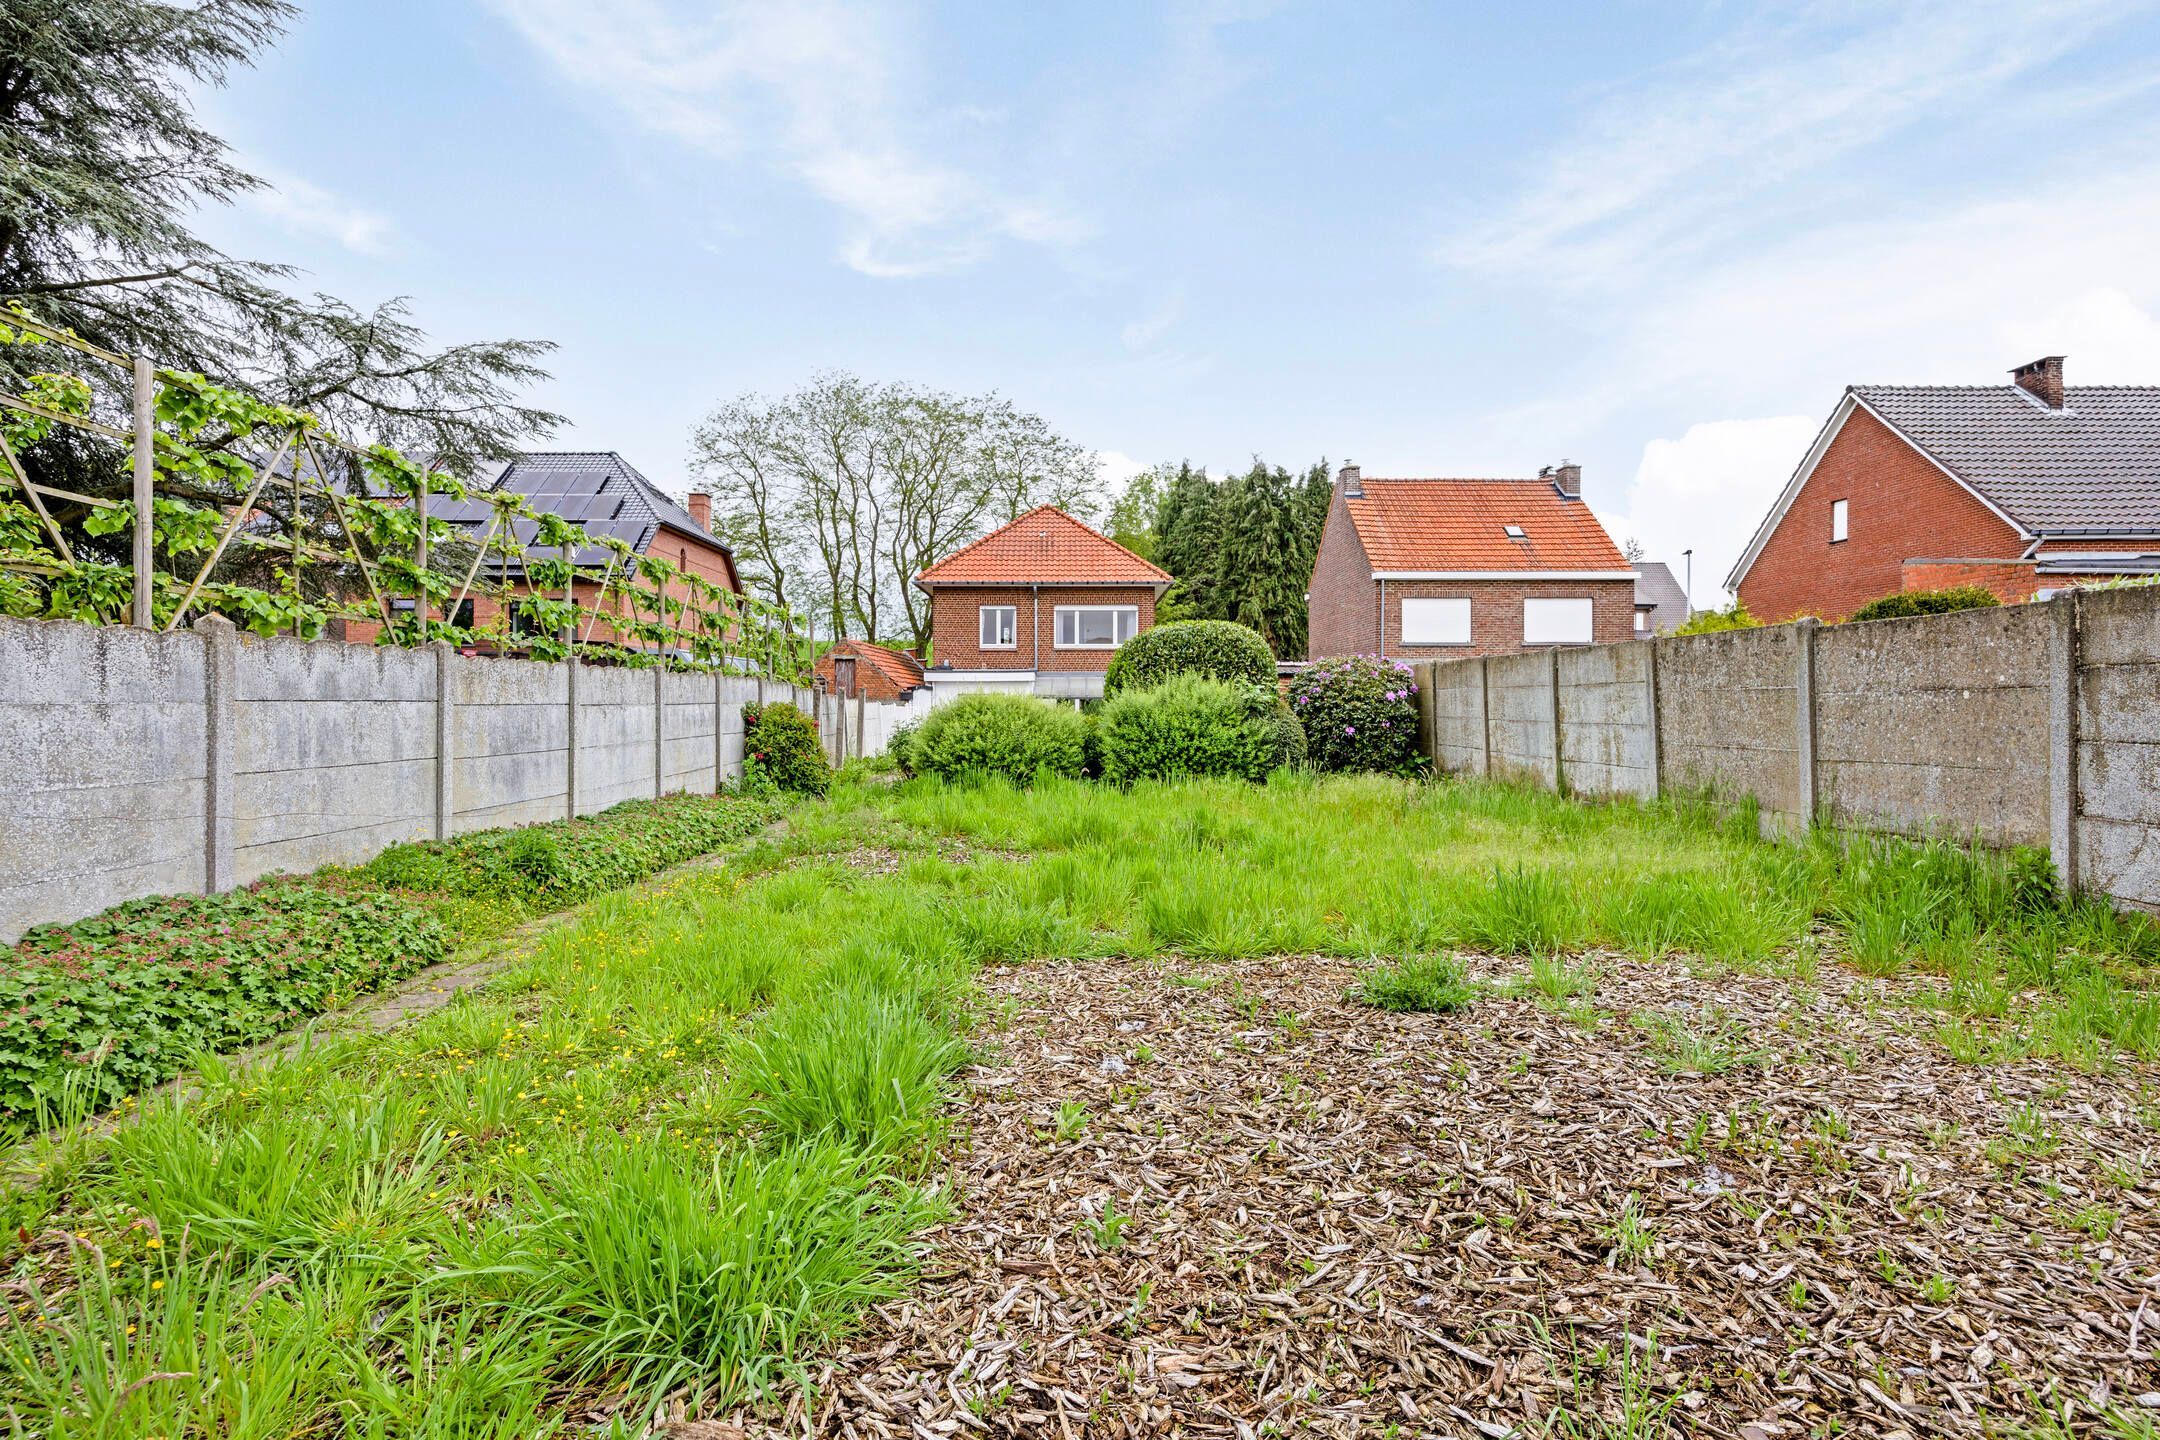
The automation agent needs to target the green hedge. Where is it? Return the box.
[1096,675,1304,784]
[745,702,832,795]
[1847,585,2000,623]
[364,792,781,908]
[1102,620,1276,697]
[907,693,1091,786]
[1,882,447,1128]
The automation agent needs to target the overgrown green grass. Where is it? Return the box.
[8,770,2156,1433]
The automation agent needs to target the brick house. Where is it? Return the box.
[347,452,742,652]
[1726,357,2160,620]
[813,638,926,701]
[1306,462,1638,659]
[914,505,1171,700]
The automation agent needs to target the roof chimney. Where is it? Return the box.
[2012,355,2066,410]
[686,490,713,531]
[1549,460,1582,500]
[1338,461,1362,498]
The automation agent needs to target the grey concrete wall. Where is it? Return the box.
[233,637,436,881]
[0,617,914,942]
[1557,640,1657,800]
[1,620,210,936]
[1813,603,2050,847]
[1424,660,1487,774]
[1484,651,1555,783]
[1657,624,1806,827]
[1407,588,2160,908]
[2076,588,2160,909]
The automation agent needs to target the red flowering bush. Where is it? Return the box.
[1288,655,1424,774]
[743,702,831,795]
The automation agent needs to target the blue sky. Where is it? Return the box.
[195,0,2160,601]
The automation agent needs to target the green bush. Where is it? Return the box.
[744,702,832,796]
[1096,675,1303,784]
[907,693,1091,786]
[1289,655,1423,774]
[1672,602,1762,634]
[886,716,925,775]
[1102,619,1276,697]
[1847,585,2001,623]
[364,792,779,909]
[0,881,447,1127]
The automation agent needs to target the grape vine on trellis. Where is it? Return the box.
[0,308,810,677]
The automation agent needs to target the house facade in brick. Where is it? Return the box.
[1306,463,1638,660]
[345,452,742,655]
[1727,357,2160,620]
[915,505,1170,699]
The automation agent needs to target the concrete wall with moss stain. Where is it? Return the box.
[0,615,881,943]
[1407,587,2160,911]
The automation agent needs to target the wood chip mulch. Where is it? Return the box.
[752,952,2160,1438]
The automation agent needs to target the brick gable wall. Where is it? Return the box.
[1306,485,1378,657]
[1737,405,2023,622]
[928,585,1158,671]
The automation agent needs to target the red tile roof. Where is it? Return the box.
[1345,479,1631,572]
[816,639,925,695]
[916,505,1172,588]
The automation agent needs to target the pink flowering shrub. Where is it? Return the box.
[1288,655,1424,774]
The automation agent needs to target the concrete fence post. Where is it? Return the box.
[193,615,237,893]
[1546,648,1564,793]
[432,641,455,840]
[1643,641,1662,801]
[855,689,867,760]
[130,357,155,628]
[721,669,738,794]
[654,666,667,798]
[1794,617,1819,831]
[1475,656,1493,778]
[2049,592,2081,895]
[565,657,581,820]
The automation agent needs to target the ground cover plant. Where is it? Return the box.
[0,883,446,1132]
[9,771,2160,1435]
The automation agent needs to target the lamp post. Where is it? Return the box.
[1682,549,1693,615]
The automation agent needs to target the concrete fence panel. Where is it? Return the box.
[1813,602,2051,847]
[0,619,211,936]
[2076,587,2160,908]
[450,654,569,833]
[1556,640,1657,800]
[1484,651,1555,783]
[232,635,438,882]
[1657,624,1807,829]
[1425,659,1487,774]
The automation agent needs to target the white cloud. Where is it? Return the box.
[1599,416,1822,609]
[1095,449,1151,492]
[484,0,1087,277]
[242,172,394,256]
[1441,0,2142,286]
[1121,291,1186,351]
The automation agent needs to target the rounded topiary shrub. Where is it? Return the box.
[1289,655,1422,774]
[908,693,1090,786]
[1102,619,1276,697]
[1096,675,1304,785]
[1846,585,2000,623]
[744,702,832,795]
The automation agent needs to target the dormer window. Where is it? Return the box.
[1503,524,1527,539]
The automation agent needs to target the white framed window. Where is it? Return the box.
[1635,609,1651,633]
[1830,498,1849,543]
[1054,604,1138,649]
[1401,596,1471,646]
[1523,597,1594,645]
[978,604,1017,650]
